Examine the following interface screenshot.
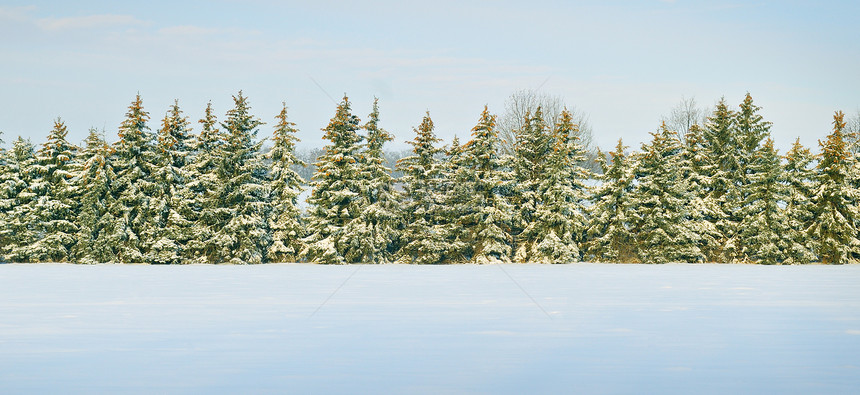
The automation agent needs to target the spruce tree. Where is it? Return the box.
[71,129,118,263]
[110,94,157,263]
[782,138,816,263]
[267,103,306,263]
[807,111,860,264]
[3,137,37,262]
[516,109,589,263]
[147,101,195,264]
[437,136,470,263]
[584,139,635,262]
[680,125,723,261]
[511,107,551,254]
[302,95,365,264]
[735,139,793,264]
[184,102,225,263]
[350,99,401,264]
[702,99,741,261]
[27,118,79,262]
[213,91,271,264]
[630,123,704,263]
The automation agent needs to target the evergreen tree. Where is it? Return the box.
[630,123,704,263]
[213,91,271,264]
[807,111,860,264]
[109,94,157,263]
[511,107,552,252]
[457,106,514,264]
[184,102,225,263]
[782,138,816,263]
[267,103,306,263]
[2,137,37,262]
[71,129,118,263]
[396,112,451,264]
[735,139,793,264]
[584,139,636,262]
[349,99,401,264]
[437,136,470,263]
[680,125,723,261]
[27,118,79,262]
[516,109,589,263]
[302,95,365,264]
[701,98,742,261]
[147,101,195,264]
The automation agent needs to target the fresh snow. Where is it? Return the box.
[1,264,859,394]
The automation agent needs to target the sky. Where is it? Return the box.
[1,0,858,153]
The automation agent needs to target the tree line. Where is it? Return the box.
[0,91,857,264]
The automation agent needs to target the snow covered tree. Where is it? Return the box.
[515,109,589,263]
[807,111,860,264]
[782,138,817,263]
[267,103,306,263]
[735,93,772,180]
[71,129,118,264]
[184,102,225,263]
[510,107,551,255]
[348,99,401,263]
[26,118,79,262]
[146,101,195,264]
[734,139,793,264]
[437,136,470,263]
[679,125,723,261]
[302,95,365,264]
[630,123,704,263]
[456,106,515,264]
[2,137,38,262]
[396,112,455,264]
[212,91,271,264]
[584,139,636,262]
[701,98,742,261]
[109,94,157,263]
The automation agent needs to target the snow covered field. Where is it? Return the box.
[1,264,859,394]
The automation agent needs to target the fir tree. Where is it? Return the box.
[213,91,271,264]
[584,139,636,262]
[267,103,306,263]
[27,118,79,262]
[516,109,589,263]
[71,129,118,263]
[807,111,860,264]
[511,107,552,252]
[302,95,365,264]
[3,137,37,262]
[457,106,514,264]
[702,98,741,261]
[437,136,470,263]
[110,94,157,263]
[396,112,451,264]
[680,125,723,261]
[147,101,195,264]
[735,139,793,264]
[630,123,704,263]
[782,138,816,263]
[184,102,225,263]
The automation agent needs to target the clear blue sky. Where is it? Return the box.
[1,0,858,152]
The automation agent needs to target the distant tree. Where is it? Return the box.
[267,103,306,263]
[662,96,708,144]
[584,139,636,262]
[807,111,860,264]
[497,89,594,156]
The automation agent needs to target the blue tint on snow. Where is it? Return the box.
[1,264,859,394]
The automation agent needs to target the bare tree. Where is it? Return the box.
[497,89,594,155]
[845,109,860,153]
[662,96,708,144]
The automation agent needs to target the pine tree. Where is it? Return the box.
[213,91,271,264]
[735,139,793,264]
[349,98,401,264]
[457,106,514,264]
[782,138,816,263]
[680,125,723,261]
[3,137,38,262]
[511,107,552,254]
[584,139,635,262]
[267,103,306,263]
[630,123,704,263]
[109,94,157,263]
[437,136,470,263]
[396,112,452,264]
[807,111,860,264]
[184,102,225,263]
[146,101,195,264]
[71,129,118,263]
[516,109,589,263]
[27,118,79,262]
[302,95,365,264]
[702,98,742,261]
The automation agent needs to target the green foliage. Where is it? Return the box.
[585,139,635,262]
[267,103,306,263]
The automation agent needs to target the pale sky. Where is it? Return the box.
[1,0,858,153]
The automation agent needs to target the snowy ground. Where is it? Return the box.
[1,264,859,394]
